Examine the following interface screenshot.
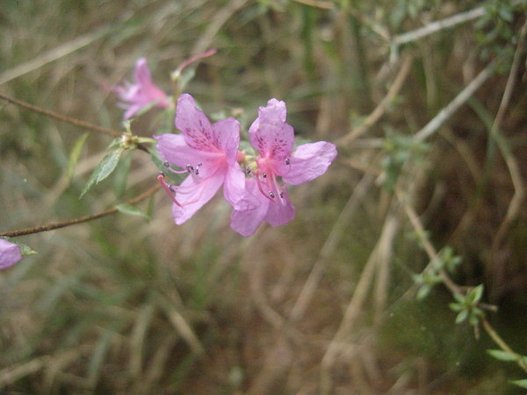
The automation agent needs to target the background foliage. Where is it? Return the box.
[1,0,526,393]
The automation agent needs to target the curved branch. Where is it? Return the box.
[0,91,120,137]
[0,185,159,238]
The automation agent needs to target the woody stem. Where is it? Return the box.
[0,185,160,238]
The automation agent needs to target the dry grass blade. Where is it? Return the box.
[158,295,204,355]
[373,214,399,324]
[415,60,496,141]
[0,359,46,387]
[0,348,87,387]
[320,214,399,393]
[191,0,249,55]
[338,55,413,146]
[290,172,375,322]
[0,26,111,85]
[139,334,179,392]
[490,20,527,262]
[130,304,156,377]
[392,6,485,47]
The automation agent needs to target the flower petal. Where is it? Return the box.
[134,58,155,88]
[230,179,269,237]
[212,118,240,160]
[264,188,295,227]
[280,141,337,185]
[0,239,22,270]
[175,94,216,152]
[116,58,169,119]
[223,163,245,206]
[172,171,224,224]
[248,98,294,160]
[156,134,202,166]
[123,104,143,120]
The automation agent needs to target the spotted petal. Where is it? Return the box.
[155,134,222,176]
[175,94,217,152]
[264,188,295,227]
[248,99,294,161]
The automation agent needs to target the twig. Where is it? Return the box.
[0,91,120,138]
[396,189,461,295]
[392,6,485,47]
[337,55,413,146]
[482,319,527,372]
[396,190,527,374]
[414,60,496,141]
[0,185,159,238]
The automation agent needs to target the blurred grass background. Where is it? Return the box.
[1,0,526,393]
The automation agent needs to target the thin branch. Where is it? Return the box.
[415,60,496,141]
[393,6,485,47]
[0,185,159,238]
[396,190,462,296]
[0,92,120,138]
[482,319,527,372]
[337,55,413,146]
[397,190,527,374]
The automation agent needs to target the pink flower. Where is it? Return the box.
[115,58,170,119]
[0,239,22,270]
[230,99,337,237]
[156,94,245,224]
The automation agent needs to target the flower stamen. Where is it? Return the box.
[157,173,182,207]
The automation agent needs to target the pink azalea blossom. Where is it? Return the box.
[230,99,337,237]
[156,93,245,224]
[115,58,170,119]
[0,239,22,270]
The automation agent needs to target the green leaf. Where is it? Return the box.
[116,203,149,219]
[468,285,484,304]
[417,285,431,300]
[487,349,518,362]
[80,147,123,198]
[10,240,38,257]
[96,149,123,184]
[113,153,132,199]
[468,311,482,326]
[510,379,527,389]
[453,293,465,304]
[66,133,89,180]
[455,310,468,324]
